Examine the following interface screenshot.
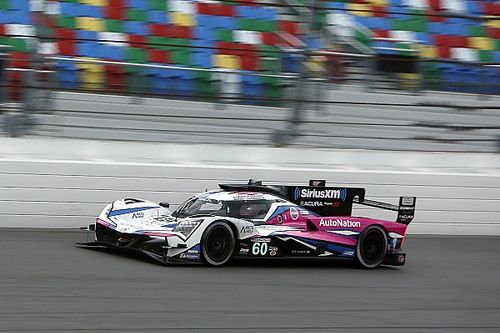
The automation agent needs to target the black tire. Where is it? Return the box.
[201,221,235,267]
[355,226,388,269]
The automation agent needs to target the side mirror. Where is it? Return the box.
[159,202,170,209]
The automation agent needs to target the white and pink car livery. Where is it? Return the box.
[80,180,415,269]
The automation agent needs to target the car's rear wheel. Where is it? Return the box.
[201,221,235,267]
[355,226,388,269]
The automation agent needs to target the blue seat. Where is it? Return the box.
[374,17,388,30]
[429,22,442,34]
[148,10,168,24]
[11,10,32,25]
[60,2,77,16]
[81,4,104,18]
[77,30,98,42]
[374,41,395,55]
[329,2,346,10]
[11,1,29,11]
[467,1,482,15]
[129,0,150,10]
[196,14,208,27]
[56,59,80,89]
[416,32,431,45]
[263,8,276,21]
[124,21,149,36]
[194,26,216,41]
[111,46,126,61]
[306,36,321,49]
[192,51,212,68]
[219,16,236,30]
[282,53,302,73]
[236,6,253,18]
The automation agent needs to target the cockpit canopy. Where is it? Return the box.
[172,191,284,220]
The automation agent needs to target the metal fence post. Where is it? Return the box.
[0,45,8,104]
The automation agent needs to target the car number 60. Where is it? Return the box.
[252,242,268,256]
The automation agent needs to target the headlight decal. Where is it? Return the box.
[174,219,204,237]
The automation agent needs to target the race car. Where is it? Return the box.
[78,180,416,269]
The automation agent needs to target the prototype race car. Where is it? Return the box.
[78,180,416,268]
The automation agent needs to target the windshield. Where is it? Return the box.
[173,198,227,218]
[173,198,275,220]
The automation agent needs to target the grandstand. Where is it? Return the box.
[0,0,498,102]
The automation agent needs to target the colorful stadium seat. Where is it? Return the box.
[0,0,498,102]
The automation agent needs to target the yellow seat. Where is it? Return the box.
[77,58,105,90]
[485,19,500,29]
[347,3,372,17]
[213,54,241,70]
[367,0,388,6]
[419,45,437,59]
[171,12,195,27]
[469,37,495,51]
[80,0,108,6]
[400,73,420,90]
[76,17,105,32]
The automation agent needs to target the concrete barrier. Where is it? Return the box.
[0,137,499,235]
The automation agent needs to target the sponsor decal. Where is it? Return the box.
[300,201,324,207]
[180,246,200,260]
[277,215,283,224]
[132,212,144,218]
[319,218,361,228]
[239,248,250,255]
[342,250,355,256]
[234,193,265,201]
[240,225,255,234]
[251,237,271,243]
[291,249,311,254]
[294,187,347,202]
[299,209,310,215]
[398,254,406,263]
[398,214,414,223]
[401,197,415,206]
[290,207,299,220]
[269,246,278,256]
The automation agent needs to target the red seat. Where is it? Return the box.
[429,0,442,11]
[280,21,299,36]
[240,55,257,71]
[373,29,389,38]
[105,6,125,20]
[437,45,450,59]
[197,3,211,15]
[105,64,125,92]
[58,40,75,56]
[148,49,170,64]
[129,35,147,48]
[8,70,22,101]
[218,4,235,16]
[262,32,277,46]
[150,24,167,37]
[372,5,387,18]
[9,52,30,69]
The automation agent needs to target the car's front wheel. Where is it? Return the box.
[201,221,235,267]
[355,226,388,269]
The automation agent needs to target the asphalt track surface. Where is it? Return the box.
[1,230,499,332]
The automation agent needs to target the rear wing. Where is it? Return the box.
[354,196,416,224]
[219,179,415,224]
